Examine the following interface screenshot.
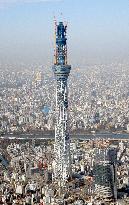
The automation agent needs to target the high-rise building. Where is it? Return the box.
[32,71,42,87]
[52,21,71,185]
[93,147,117,202]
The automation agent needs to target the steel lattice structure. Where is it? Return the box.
[52,21,71,184]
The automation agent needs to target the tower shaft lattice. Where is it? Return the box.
[53,21,71,184]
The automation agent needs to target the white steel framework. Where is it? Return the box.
[52,21,71,185]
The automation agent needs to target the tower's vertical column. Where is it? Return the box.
[52,21,71,185]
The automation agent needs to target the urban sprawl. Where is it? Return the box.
[0,62,129,135]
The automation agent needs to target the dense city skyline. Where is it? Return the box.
[0,0,129,66]
[0,1,129,204]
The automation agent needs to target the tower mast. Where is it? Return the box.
[52,21,71,186]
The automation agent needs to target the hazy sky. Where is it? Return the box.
[0,0,129,66]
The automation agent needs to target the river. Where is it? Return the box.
[1,132,129,140]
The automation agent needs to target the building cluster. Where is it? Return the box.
[0,63,129,135]
[0,138,129,204]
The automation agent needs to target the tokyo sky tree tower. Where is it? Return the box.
[52,20,71,184]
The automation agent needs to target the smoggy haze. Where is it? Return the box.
[0,0,129,67]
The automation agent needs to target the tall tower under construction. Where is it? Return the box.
[52,21,71,184]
